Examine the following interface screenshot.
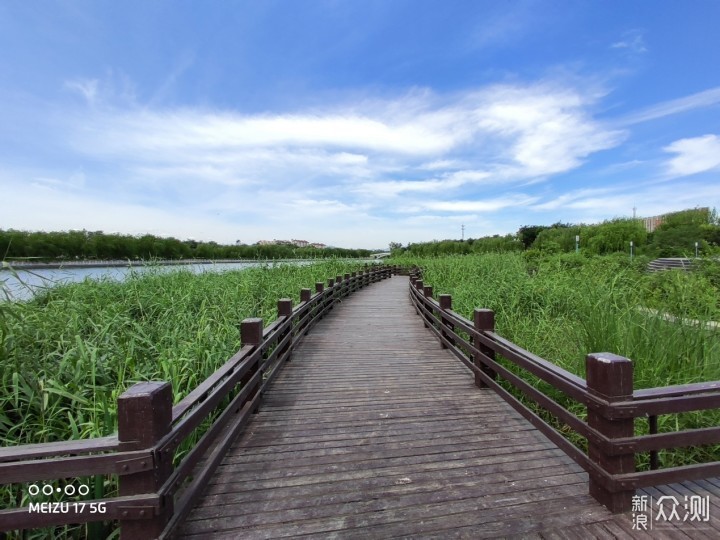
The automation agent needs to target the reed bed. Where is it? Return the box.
[1,260,366,537]
[394,252,720,467]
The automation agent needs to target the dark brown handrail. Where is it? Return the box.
[408,270,720,513]
[0,265,395,538]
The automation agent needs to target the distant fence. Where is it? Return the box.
[0,266,394,538]
[408,270,720,513]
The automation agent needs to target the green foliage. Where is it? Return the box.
[0,229,372,262]
[583,218,648,255]
[395,208,718,259]
[647,208,719,257]
[403,234,521,257]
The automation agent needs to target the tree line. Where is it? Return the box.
[0,230,373,261]
[392,208,720,258]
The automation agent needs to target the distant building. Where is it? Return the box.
[640,207,709,232]
[641,215,665,233]
[256,239,326,248]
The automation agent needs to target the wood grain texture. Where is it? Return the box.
[177,276,719,539]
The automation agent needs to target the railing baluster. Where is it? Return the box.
[439,295,453,349]
[241,318,263,413]
[278,299,293,362]
[118,382,173,538]
[473,309,496,389]
[649,415,659,470]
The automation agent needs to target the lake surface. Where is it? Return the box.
[0,261,311,301]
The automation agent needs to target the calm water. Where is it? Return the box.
[1,261,289,301]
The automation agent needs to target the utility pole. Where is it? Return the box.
[461,224,465,240]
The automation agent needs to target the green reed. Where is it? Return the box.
[0,260,366,538]
[394,252,720,468]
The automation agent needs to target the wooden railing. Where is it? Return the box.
[408,271,720,513]
[0,265,394,538]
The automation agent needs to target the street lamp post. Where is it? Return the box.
[630,240,634,261]
[695,241,699,258]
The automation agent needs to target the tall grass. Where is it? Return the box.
[395,252,720,467]
[0,260,366,537]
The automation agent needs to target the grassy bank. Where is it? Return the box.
[392,252,720,467]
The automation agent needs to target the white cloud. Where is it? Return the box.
[663,134,720,176]
[64,81,622,186]
[472,85,625,176]
[82,110,462,157]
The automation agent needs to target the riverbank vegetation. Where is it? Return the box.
[392,208,720,258]
[0,229,373,261]
[1,259,372,538]
[0,260,367,448]
[391,251,720,468]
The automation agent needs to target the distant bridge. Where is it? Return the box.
[372,252,391,259]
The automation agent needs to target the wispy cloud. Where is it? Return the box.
[610,30,648,55]
[64,78,99,105]
[59,80,623,202]
[472,84,625,176]
[424,194,539,213]
[618,86,720,125]
[663,134,720,176]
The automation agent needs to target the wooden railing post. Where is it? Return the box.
[335,275,342,299]
[300,288,311,302]
[439,295,454,349]
[118,381,173,539]
[278,299,293,362]
[241,318,263,413]
[315,282,324,294]
[586,353,635,513]
[473,309,496,388]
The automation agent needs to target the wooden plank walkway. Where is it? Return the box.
[178,276,719,539]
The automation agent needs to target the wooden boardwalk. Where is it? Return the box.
[179,276,719,539]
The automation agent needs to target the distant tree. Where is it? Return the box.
[517,225,547,249]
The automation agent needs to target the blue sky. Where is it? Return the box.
[1,1,719,249]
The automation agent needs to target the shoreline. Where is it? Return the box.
[1,258,352,271]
